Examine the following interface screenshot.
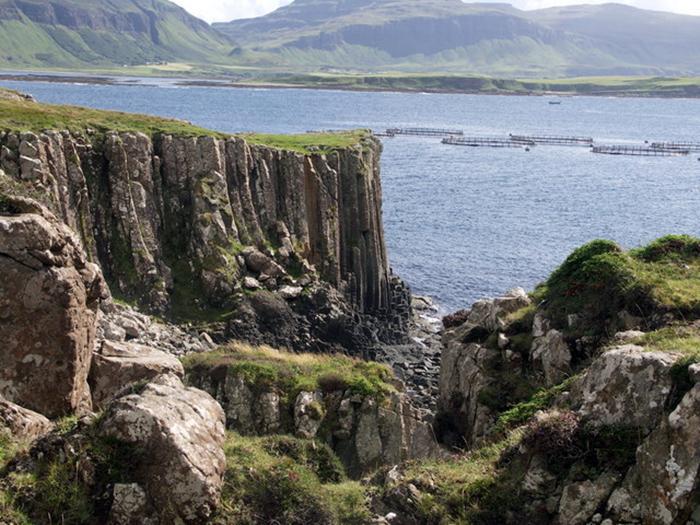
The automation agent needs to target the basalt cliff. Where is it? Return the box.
[0,108,410,355]
[3,90,700,525]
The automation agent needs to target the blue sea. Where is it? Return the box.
[2,77,700,312]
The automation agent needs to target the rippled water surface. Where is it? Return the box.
[3,79,700,311]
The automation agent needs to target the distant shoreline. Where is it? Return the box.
[2,72,700,100]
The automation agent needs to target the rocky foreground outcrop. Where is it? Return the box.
[100,374,227,524]
[0,195,108,418]
[184,346,442,477]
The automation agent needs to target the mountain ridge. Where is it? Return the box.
[214,0,700,77]
[0,0,234,67]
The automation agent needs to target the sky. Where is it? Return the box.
[170,0,700,23]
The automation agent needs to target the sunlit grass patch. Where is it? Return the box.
[182,341,396,400]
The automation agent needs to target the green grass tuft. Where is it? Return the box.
[494,376,578,433]
[537,237,700,337]
[242,131,371,155]
[213,433,371,525]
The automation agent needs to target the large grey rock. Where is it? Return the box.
[89,340,185,410]
[577,345,678,432]
[531,329,572,386]
[449,288,531,338]
[100,374,226,524]
[0,396,53,442]
[617,382,700,524]
[557,472,619,525]
[438,341,499,446]
[242,246,285,278]
[0,196,108,418]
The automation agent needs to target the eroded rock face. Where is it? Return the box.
[607,381,700,524]
[100,374,226,524]
[0,396,53,442]
[186,366,441,477]
[531,329,572,387]
[0,131,393,316]
[0,196,108,418]
[89,340,185,410]
[576,345,678,433]
[438,342,498,447]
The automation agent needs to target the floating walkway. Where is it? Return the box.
[386,127,464,137]
[442,136,534,148]
[650,142,700,153]
[510,134,593,146]
[592,145,690,157]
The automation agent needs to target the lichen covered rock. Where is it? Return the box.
[100,374,226,524]
[0,196,108,418]
[0,395,53,442]
[89,340,185,410]
[576,345,678,432]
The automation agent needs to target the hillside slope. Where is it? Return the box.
[215,0,700,76]
[0,0,234,68]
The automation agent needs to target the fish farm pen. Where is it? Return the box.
[442,136,534,148]
[650,142,700,152]
[510,134,594,146]
[592,145,690,157]
[385,128,464,137]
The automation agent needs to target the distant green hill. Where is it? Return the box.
[0,0,234,68]
[214,0,700,77]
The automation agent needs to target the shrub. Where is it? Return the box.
[318,372,350,393]
[633,235,700,262]
[523,410,581,457]
[3,424,142,525]
[540,240,648,336]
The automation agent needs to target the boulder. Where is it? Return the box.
[279,285,303,300]
[89,340,185,410]
[0,196,108,418]
[576,345,678,433]
[629,382,700,524]
[448,288,531,340]
[557,472,619,525]
[438,341,499,446]
[242,247,285,278]
[531,329,572,386]
[0,396,53,442]
[100,374,226,524]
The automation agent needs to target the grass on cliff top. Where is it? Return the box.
[0,94,225,137]
[534,235,700,337]
[182,342,396,399]
[241,130,370,155]
[213,432,371,525]
[0,90,369,153]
